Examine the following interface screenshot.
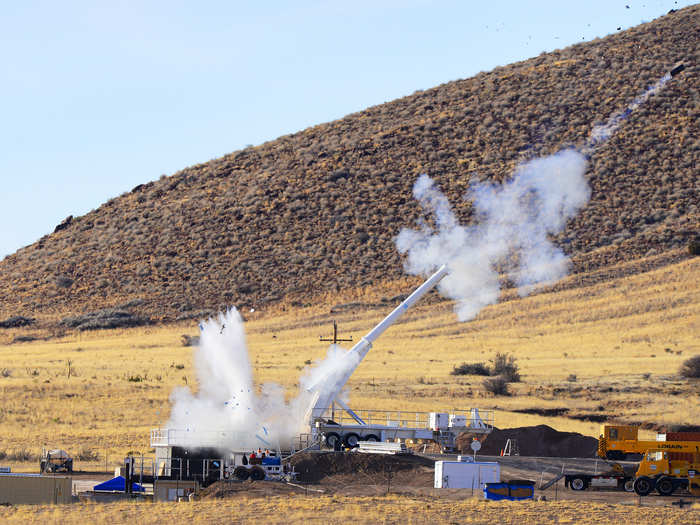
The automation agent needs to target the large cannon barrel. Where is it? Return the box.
[306,264,448,420]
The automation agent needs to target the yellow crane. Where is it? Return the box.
[596,425,700,496]
[597,425,700,461]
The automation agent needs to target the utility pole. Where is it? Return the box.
[320,321,353,420]
[319,320,353,346]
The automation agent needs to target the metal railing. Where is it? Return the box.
[150,428,257,449]
[318,407,495,430]
[150,408,495,450]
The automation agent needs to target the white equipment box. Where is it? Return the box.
[429,412,449,431]
[434,460,500,489]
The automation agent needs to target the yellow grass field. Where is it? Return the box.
[0,255,697,471]
[0,495,698,524]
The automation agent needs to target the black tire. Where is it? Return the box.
[605,451,625,461]
[233,466,249,480]
[249,467,265,481]
[655,476,675,496]
[633,476,654,496]
[569,477,588,491]
[364,434,380,442]
[623,479,635,493]
[343,432,360,448]
[324,432,341,450]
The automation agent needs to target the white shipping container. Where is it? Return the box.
[434,461,500,489]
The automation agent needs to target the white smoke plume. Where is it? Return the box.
[397,69,676,321]
[396,149,590,321]
[586,73,671,151]
[167,308,355,451]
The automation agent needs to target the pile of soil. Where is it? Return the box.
[288,451,433,483]
[457,425,598,458]
[199,480,302,499]
[198,452,435,499]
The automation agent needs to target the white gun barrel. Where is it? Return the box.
[307,264,448,419]
[362,264,448,346]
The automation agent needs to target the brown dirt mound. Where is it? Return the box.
[198,453,435,499]
[199,479,302,499]
[288,451,434,483]
[457,425,598,458]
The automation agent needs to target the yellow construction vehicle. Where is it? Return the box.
[632,448,700,496]
[689,475,700,497]
[597,425,700,461]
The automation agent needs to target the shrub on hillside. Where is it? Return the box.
[451,362,491,376]
[490,352,521,382]
[688,239,700,256]
[75,448,100,461]
[483,376,510,396]
[0,316,35,328]
[680,355,700,378]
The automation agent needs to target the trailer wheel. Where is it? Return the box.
[364,434,380,442]
[633,476,654,496]
[343,433,360,448]
[569,477,588,491]
[655,476,675,496]
[324,432,341,449]
[249,467,265,481]
[233,466,250,480]
[623,479,634,492]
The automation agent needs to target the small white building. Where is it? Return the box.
[434,459,500,489]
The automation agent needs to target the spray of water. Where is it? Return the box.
[167,308,355,451]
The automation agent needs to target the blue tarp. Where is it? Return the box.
[93,476,145,492]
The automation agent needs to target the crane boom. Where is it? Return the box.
[306,264,448,422]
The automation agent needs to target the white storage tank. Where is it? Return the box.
[434,460,500,489]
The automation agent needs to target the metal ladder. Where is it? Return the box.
[503,438,519,456]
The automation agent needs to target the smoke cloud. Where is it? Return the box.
[397,149,590,321]
[397,70,675,321]
[167,308,354,451]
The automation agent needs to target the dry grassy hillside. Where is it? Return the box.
[0,255,696,465]
[0,6,697,326]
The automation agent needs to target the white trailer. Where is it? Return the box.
[304,264,493,451]
[434,459,500,489]
[315,408,493,451]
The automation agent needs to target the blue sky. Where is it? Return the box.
[0,0,692,258]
